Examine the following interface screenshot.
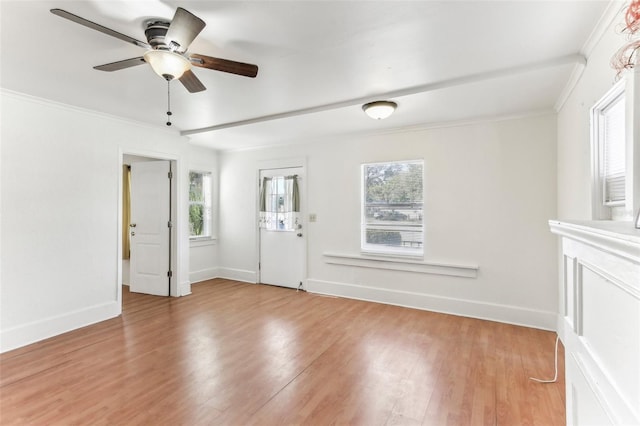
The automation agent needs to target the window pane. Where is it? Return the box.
[189,204,204,236]
[362,161,423,255]
[189,172,204,202]
[260,175,299,231]
[602,93,626,204]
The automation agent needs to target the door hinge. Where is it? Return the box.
[168,221,172,228]
[167,270,173,278]
[258,262,261,270]
[168,171,173,179]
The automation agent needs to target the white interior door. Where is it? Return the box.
[259,167,305,289]
[130,160,171,296]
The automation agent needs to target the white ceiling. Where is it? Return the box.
[0,1,611,151]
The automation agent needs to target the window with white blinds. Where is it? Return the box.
[601,92,626,205]
[592,79,628,220]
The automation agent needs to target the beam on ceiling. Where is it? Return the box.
[181,53,587,136]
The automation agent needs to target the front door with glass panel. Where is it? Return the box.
[258,167,305,289]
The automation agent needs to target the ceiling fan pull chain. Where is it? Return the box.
[166,80,173,126]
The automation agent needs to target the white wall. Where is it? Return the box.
[0,90,193,352]
[219,113,559,329]
[557,9,628,220]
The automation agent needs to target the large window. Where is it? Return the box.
[189,171,212,238]
[362,160,424,256]
[592,81,628,219]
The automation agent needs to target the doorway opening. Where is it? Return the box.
[120,154,177,303]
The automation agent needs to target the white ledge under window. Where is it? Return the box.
[323,252,478,278]
[189,237,217,248]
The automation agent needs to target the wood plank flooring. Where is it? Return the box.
[0,279,565,425]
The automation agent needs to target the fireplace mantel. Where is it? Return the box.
[549,220,640,425]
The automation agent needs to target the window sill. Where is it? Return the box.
[323,252,478,278]
[189,237,217,248]
[361,248,423,259]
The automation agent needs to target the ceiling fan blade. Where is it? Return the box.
[179,70,206,93]
[164,8,206,53]
[190,54,258,78]
[94,57,146,72]
[50,9,149,49]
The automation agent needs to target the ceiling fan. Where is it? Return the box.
[50,7,259,95]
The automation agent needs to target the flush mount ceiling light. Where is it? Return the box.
[362,101,397,120]
[143,50,191,81]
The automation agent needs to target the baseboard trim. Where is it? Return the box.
[179,280,192,296]
[0,301,121,353]
[189,267,220,285]
[307,279,556,330]
[216,267,256,284]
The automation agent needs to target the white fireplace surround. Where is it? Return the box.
[549,220,640,426]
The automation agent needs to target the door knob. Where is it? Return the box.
[130,231,135,236]
[129,223,137,227]
[297,233,303,237]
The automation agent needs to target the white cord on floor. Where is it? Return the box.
[529,334,560,383]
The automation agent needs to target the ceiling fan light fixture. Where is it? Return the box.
[143,50,191,81]
[362,101,397,120]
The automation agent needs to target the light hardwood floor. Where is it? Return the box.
[0,279,565,425]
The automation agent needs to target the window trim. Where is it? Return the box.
[591,79,627,220]
[188,170,214,240]
[360,159,424,257]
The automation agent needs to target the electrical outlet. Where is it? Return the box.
[309,213,317,222]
